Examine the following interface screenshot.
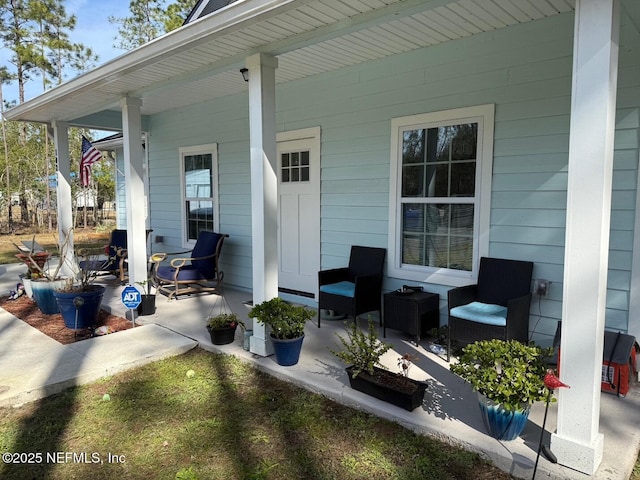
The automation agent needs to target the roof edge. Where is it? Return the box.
[3,0,298,123]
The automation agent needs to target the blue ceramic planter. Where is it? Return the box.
[31,278,68,314]
[271,334,304,366]
[53,285,106,330]
[478,393,530,441]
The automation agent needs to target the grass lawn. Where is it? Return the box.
[0,348,515,480]
[0,228,111,265]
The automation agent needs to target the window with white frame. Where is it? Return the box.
[180,144,219,243]
[388,105,494,285]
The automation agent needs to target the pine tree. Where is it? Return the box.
[109,0,167,50]
[110,0,196,50]
[0,66,16,229]
[0,0,103,229]
[1,0,38,105]
[163,0,194,32]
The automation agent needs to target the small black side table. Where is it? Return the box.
[383,290,440,343]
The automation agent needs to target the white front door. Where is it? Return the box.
[277,128,320,300]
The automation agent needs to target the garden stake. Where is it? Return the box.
[532,370,570,480]
[73,296,84,338]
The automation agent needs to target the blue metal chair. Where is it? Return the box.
[151,231,228,300]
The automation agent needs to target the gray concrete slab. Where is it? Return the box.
[0,263,197,406]
[0,261,639,479]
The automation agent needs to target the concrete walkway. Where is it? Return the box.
[0,261,639,480]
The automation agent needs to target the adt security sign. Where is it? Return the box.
[122,285,142,309]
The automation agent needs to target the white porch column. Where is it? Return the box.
[551,0,619,474]
[52,122,75,277]
[120,97,147,288]
[246,52,278,357]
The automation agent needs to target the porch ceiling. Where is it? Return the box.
[4,0,577,126]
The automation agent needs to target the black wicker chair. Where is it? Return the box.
[447,257,533,361]
[317,246,386,328]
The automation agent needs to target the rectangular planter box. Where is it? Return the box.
[346,366,427,411]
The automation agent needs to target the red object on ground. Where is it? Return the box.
[554,324,638,397]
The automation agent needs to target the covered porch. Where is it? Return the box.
[3,0,640,475]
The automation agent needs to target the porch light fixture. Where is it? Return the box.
[240,68,249,82]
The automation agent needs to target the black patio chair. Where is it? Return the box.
[447,256,533,361]
[317,246,386,328]
[151,231,228,301]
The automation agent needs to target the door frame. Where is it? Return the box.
[276,126,321,304]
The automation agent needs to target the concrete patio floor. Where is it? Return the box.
[0,260,638,480]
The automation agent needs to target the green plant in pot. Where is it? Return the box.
[331,318,428,411]
[248,297,314,366]
[206,312,245,345]
[449,339,553,440]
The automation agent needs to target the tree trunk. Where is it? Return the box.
[0,83,11,231]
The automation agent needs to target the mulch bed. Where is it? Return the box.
[0,294,135,345]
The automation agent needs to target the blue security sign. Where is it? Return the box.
[122,285,142,309]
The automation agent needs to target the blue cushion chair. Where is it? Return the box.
[151,231,228,301]
[79,229,128,283]
[317,246,386,328]
[447,256,534,361]
[79,229,153,284]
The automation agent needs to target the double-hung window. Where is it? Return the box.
[388,105,494,285]
[180,144,219,244]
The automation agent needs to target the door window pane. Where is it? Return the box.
[281,150,311,183]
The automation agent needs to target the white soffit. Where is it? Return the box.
[4,0,576,124]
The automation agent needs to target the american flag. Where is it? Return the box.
[80,136,102,187]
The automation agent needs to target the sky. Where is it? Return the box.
[2,0,132,105]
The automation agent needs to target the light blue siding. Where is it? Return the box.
[115,149,126,229]
[143,11,640,345]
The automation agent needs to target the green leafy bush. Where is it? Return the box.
[449,339,553,412]
[248,297,314,339]
[206,312,244,330]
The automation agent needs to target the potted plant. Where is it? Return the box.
[23,231,73,314]
[135,278,156,316]
[18,268,42,299]
[206,312,245,345]
[449,339,553,440]
[331,318,428,411]
[248,297,315,366]
[52,247,106,330]
[16,251,51,277]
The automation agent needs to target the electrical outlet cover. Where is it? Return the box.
[534,279,549,296]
